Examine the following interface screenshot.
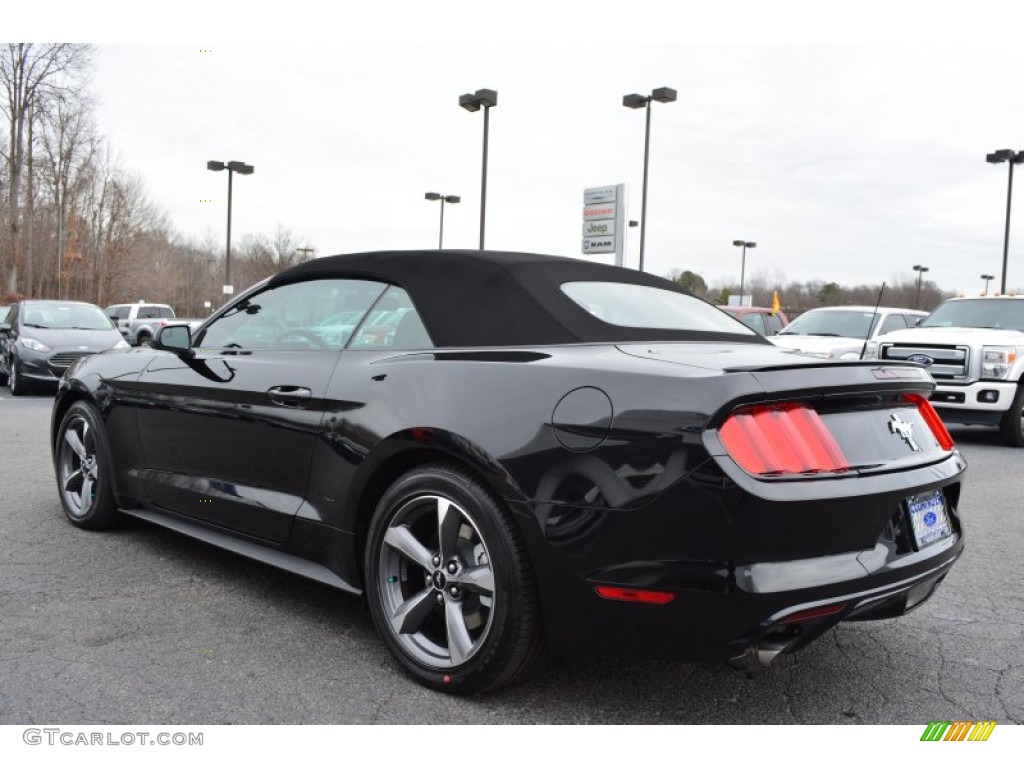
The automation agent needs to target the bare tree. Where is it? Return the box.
[0,44,92,293]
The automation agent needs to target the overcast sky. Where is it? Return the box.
[19,4,1024,295]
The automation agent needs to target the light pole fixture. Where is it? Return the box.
[622,86,677,273]
[912,264,930,309]
[425,192,461,249]
[459,88,497,249]
[981,273,995,295]
[732,240,756,306]
[207,159,254,295]
[986,148,1024,294]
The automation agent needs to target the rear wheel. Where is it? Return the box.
[365,464,543,693]
[136,333,152,347]
[999,385,1024,447]
[56,401,119,529]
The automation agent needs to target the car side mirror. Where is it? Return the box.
[154,324,192,354]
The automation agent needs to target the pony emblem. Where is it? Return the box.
[888,413,920,451]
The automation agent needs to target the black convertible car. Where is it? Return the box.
[52,250,965,693]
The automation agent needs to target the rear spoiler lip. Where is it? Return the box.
[723,361,927,376]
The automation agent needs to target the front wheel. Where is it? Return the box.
[55,401,119,529]
[8,355,29,395]
[365,464,543,693]
[999,385,1024,447]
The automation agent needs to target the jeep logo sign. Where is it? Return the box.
[583,220,615,237]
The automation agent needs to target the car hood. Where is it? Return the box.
[20,327,124,351]
[615,341,845,371]
[879,326,1024,343]
[768,335,866,358]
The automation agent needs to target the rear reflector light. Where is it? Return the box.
[594,586,675,605]
[903,393,954,451]
[719,403,849,476]
[779,603,847,624]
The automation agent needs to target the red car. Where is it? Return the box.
[719,305,789,336]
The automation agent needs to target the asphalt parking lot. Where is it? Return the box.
[1,389,1021,725]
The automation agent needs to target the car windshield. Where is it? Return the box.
[22,302,113,330]
[920,298,1024,332]
[779,309,879,338]
[560,281,755,335]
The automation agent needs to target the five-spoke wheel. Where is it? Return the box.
[365,464,542,693]
[56,402,118,528]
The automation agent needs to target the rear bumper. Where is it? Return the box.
[522,451,966,663]
[547,531,963,663]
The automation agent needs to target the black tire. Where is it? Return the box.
[136,333,152,348]
[8,354,29,395]
[0,356,7,387]
[365,463,543,694]
[999,385,1024,447]
[55,401,119,529]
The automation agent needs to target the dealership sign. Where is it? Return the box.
[583,219,615,237]
[582,184,626,264]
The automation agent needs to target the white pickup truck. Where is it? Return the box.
[105,303,205,347]
[865,295,1024,446]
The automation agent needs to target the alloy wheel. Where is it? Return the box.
[377,494,496,668]
[58,415,100,517]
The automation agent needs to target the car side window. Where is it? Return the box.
[764,313,784,335]
[349,286,434,351]
[879,314,907,334]
[740,313,767,335]
[198,279,388,351]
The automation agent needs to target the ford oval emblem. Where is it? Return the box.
[907,353,934,367]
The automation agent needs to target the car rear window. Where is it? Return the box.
[561,281,755,335]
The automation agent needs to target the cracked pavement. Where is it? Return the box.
[1,394,1020,724]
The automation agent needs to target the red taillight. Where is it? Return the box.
[779,603,847,624]
[718,403,849,476]
[594,586,675,605]
[903,393,954,451]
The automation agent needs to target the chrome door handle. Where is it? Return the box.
[267,386,312,407]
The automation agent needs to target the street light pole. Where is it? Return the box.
[623,87,677,273]
[459,89,497,249]
[986,149,1024,294]
[981,273,994,295]
[912,264,930,309]
[207,160,254,296]
[732,240,756,306]
[425,192,461,249]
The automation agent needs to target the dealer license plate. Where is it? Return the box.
[906,489,952,549]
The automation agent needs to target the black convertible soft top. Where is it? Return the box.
[271,250,765,348]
